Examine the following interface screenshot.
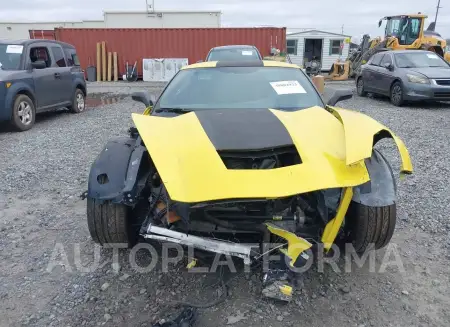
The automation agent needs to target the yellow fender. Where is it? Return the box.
[328,107,413,176]
[321,187,353,250]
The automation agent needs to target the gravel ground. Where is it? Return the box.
[0,81,449,327]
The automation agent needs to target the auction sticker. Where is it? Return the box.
[426,53,438,59]
[242,50,254,56]
[6,45,23,54]
[270,80,306,95]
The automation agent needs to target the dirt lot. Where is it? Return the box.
[1,81,449,327]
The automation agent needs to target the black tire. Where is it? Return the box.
[87,198,137,248]
[345,202,397,254]
[356,77,367,97]
[390,81,404,107]
[69,88,86,113]
[11,94,36,131]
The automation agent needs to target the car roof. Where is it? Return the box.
[181,60,301,70]
[210,45,257,50]
[382,50,436,55]
[0,39,75,49]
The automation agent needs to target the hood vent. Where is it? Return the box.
[218,145,301,170]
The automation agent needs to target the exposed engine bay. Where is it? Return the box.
[139,146,341,263]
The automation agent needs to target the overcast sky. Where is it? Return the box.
[0,0,448,41]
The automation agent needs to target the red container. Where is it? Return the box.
[54,27,286,77]
[29,30,55,40]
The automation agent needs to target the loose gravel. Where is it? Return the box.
[0,81,449,327]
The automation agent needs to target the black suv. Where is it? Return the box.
[0,39,87,131]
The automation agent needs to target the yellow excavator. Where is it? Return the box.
[328,14,448,81]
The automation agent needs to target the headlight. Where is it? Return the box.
[406,74,430,84]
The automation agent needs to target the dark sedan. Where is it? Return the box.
[204,45,262,62]
[356,50,450,106]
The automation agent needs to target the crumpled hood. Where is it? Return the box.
[132,106,412,203]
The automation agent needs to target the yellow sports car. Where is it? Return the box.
[84,60,412,300]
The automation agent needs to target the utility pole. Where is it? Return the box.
[435,0,442,26]
[341,24,344,35]
[146,0,155,13]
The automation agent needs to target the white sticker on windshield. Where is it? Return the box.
[427,53,439,59]
[6,45,24,54]
[270,80,306,95]
[242,50,253,56]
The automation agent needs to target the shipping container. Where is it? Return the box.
[29,30,55,40]
[54,28,286,78]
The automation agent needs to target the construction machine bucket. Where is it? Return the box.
[325,61,350,81]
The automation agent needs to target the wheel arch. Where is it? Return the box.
[352,148,397,207]
[73,81,87,96]
[389,78,403,93]
[87,135,151,206]
[4,84,37,120]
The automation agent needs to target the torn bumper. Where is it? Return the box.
[142,224,255,265]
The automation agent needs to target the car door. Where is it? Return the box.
[28,43,61,110]
[48,44,72,105]
[363,52,384,93]
[368,53,386,93]
[378,53,396,95]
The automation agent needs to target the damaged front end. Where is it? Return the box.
[133,147,353,302]
[85,106,412,302]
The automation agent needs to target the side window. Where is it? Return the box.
[29,46,52,68]
[64,48,80,66]
[370,53,384,66]
[286,40,298,55]
[386,18,401,36]
[50,46,66,67]
[329,40,343,55]
[380,54,392,66]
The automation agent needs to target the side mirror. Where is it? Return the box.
[131,91,154,107]
[326,89,353,106]
[383,62,393,71]
[31,60,47,69]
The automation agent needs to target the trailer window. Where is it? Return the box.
[330,40,343,55]
[287,40,298,55]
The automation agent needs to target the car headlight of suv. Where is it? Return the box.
[406,74,430,84]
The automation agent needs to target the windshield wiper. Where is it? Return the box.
[154,107,192,113]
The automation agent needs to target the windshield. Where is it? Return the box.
[155,66,324,111]
[394,52,449,68]
[207,48,261,61]
[0,44,23,70]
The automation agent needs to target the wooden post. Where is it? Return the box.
[96,42,101,81]
[113,52,118,81]
[101,41,106,81]
[107,52,112,82]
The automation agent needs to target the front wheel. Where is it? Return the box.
[11,94,36,131]
[345,202,397,254]
[356,77,367,97]
[69,88,86,113]
[87,198,137,248]
[390,82,404,107]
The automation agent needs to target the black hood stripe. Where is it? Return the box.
[195,109,294,151]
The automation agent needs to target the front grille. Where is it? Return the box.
[435,79,450,86]
[434,91,450,98]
